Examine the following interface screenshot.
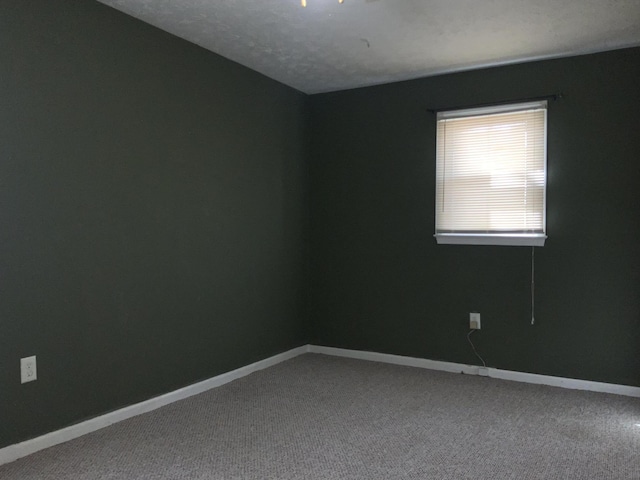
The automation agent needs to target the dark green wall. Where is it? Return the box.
[309,48,640,387]
[2,0,638,453]
[0,2,308,448]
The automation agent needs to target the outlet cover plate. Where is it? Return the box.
[21,356,37,384]
[470,313,481,329]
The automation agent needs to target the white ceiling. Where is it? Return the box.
[98,0,640,94]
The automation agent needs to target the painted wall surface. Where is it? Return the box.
[1,0,639,453]
[309,48,640,387]
[0,2,308,448]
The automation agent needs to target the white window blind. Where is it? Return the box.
[435,101,547,246]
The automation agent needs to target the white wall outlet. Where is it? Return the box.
[470,312,481,330]
[21,356,37,384]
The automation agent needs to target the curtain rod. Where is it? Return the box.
[426,93,563,114]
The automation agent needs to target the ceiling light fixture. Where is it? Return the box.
[301,0,344,6]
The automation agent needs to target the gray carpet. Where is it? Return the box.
[2,353,639,479]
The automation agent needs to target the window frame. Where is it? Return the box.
[434,100,548,247]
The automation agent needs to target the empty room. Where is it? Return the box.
[1,0,639,478]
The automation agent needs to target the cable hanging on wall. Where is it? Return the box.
[467,330,486,367]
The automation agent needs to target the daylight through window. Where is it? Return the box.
[435,101,548,246]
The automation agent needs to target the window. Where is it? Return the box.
[435,101,547,246]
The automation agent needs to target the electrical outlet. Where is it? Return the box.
[21,356,37,384]
[470,312,481,330]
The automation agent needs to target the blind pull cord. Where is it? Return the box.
[531,246,535,325]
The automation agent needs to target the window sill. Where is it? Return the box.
[435,234,547,247]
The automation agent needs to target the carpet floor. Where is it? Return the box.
[1,353,639,479]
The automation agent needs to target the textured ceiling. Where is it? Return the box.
[98,0,640,94]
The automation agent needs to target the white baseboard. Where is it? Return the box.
[308,345,640,398]
[309,345,480,375]
[4,343,638,467]
[0,344,310,467]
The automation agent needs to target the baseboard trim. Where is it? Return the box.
[4,343,638,466]
[309,345,640,398]
[0,344,310,467]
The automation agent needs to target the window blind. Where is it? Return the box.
[435,101,547,246]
